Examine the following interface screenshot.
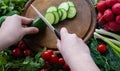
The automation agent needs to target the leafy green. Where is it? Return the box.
[87,38,120,71]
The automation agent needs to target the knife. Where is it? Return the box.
[31,4,61,40]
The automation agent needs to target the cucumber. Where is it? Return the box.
[31,17,46,29]
[6,10,20,16]
[44,12,55,24]
[67,6,77,19]
[67,1,75,7]
[0,16,7,27]
[59,9,67,21]
[58,9,63,19]
[52,11,60,24]
[46,6,57,12]
[58,2,69,11]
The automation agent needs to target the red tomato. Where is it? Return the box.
[17,41,26,50]
[97,44,107,53]
[24,49,31,56]
[12,48,22,57]
[58,58,65,65]
[64,63,70,71]
[49,54,58,64]
[47,50,54,55]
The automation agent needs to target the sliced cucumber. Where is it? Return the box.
[58,2,69,11]
[46,6,57,12]
[45,12,55,24]
[52,11,60,24]
[31,17,46,29]
[58,9,63,19]
[59,9,67,21]
[67,6,77,19]
[67,1,75,7]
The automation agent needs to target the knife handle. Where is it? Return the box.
[54,29,61,40]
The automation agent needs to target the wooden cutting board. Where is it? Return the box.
[23,0,96,50]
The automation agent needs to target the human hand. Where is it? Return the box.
[57,27,90,58]
[0,15,39,46]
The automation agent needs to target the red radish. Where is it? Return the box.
[109,21,120,32]
[112,3,120,15]
[64,64,70,71]
[103,9,114,21]
[97,12,103,20]
[97,1,107,13]
[24,49,31,56]
[103,23,110,31]
[116,15,120,25]
[106,0,117,8]
[118,0,120,3]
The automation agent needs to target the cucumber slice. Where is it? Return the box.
[31,17,46,29]
[58,9,63,19]
[67,6,77,19]
[59,9,67,21]
[46,6,57,12]
[67,1,75,7]
[58,2,69,11]
[52,11,60,24]
[45,12,55,24]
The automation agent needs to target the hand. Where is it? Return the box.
[57,28,99,71]
[0,15,39,47]
[57,27,90,59]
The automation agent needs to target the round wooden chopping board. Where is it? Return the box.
[23,0,96,50]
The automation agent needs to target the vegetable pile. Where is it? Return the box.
[96,0,120,32]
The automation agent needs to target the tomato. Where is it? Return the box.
[17,41,26,50]
[41,50,54,61]
[64,63,70,71]
[97,44,107,54]
[12,48,22,57]
[58,58,65,65]
[49,54,59,64]
[24,49,31,56]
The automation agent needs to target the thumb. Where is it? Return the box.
[23,27,39,35]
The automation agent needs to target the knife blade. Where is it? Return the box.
[31,4,61,40]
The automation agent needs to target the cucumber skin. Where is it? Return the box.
[31,17,46,29]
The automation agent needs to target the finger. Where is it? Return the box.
[60,27,69,39]
[57,39,61,49]
[23,27,39,35]
[20,16,33,25]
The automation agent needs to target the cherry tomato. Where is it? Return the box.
[24,49,31,56]
[49,54,59,64]
[64,63,70,71]
[17,41,26,50]
[41,50,54,61]
[97,44,107,54]
[58,58,65,65]
[12,48,22,57]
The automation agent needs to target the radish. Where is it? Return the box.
[118,0,120,3]
[109,21,120,32]
[97,12,103,20]
[97,1,107,13]
[106,0,117,8]
[112,3,120,15]
[103,23,110,31]
[116,15,120,25]
[103,9,114,21]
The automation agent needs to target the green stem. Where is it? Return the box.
[95,29,120,41]
[94,32,120,57]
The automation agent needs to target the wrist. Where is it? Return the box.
[0,30,13,50]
